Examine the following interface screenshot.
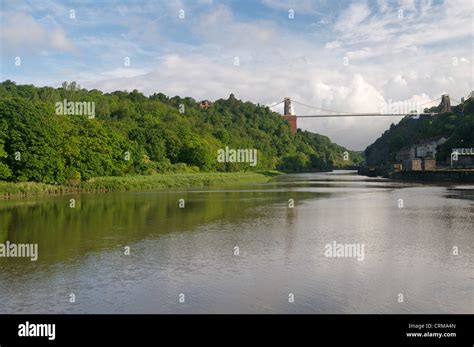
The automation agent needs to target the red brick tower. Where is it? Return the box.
[282,97,297,134]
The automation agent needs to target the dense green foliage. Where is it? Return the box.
[0,80,362,184]
[365,98,474,166]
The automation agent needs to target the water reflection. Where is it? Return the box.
[0,171,472,313]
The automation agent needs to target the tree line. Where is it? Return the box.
[0,80,362,184]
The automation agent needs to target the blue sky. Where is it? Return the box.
[0,0,472,149]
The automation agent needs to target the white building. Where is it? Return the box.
[396,136,448,162]
[415,137,448,158]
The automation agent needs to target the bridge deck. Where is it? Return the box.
[296,113,438,118]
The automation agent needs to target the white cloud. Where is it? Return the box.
[0,12,75,53]
[346,47,373,59]
[377,0,389,13]
[194,4,280,53]
[398,0,417,12]
[325,40,341,49]
[333,0,471,50]
[50,30,75,51]
[334,2,371,32]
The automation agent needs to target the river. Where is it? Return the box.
[0,171,472,313]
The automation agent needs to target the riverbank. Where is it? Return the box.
[390,170,474,183]
[0,171,280,199]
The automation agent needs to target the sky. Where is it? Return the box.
[0,0,472,150]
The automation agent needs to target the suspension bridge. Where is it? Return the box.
[268,95,464,133]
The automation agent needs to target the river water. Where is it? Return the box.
[0,171,472,313]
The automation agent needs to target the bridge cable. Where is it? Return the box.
[292,100,351,115]
[295,114,421,118]
[267,100,284,109]
[450,97,463,104]
[417,97,441,106]
[293,97,443,117]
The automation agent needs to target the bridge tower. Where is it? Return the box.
[438,94,452,113]
[282,97,297,134]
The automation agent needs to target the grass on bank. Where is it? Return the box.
[0,171,281,198]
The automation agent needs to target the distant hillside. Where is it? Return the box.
[364,97,474,167]
[0,80,362,184]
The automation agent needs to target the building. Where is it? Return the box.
[396,136,447,161]
[199,100,212,109]
[396,145,416,162]
[403,158,422,171]
[452,148,474,168]
[422,158,436,171]
[454,156,474,167]
[396,136,448,171]
[415,137,447,159]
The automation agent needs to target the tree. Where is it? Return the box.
[0,138,11,179]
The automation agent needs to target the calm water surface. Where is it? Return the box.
[0,171,472,313]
